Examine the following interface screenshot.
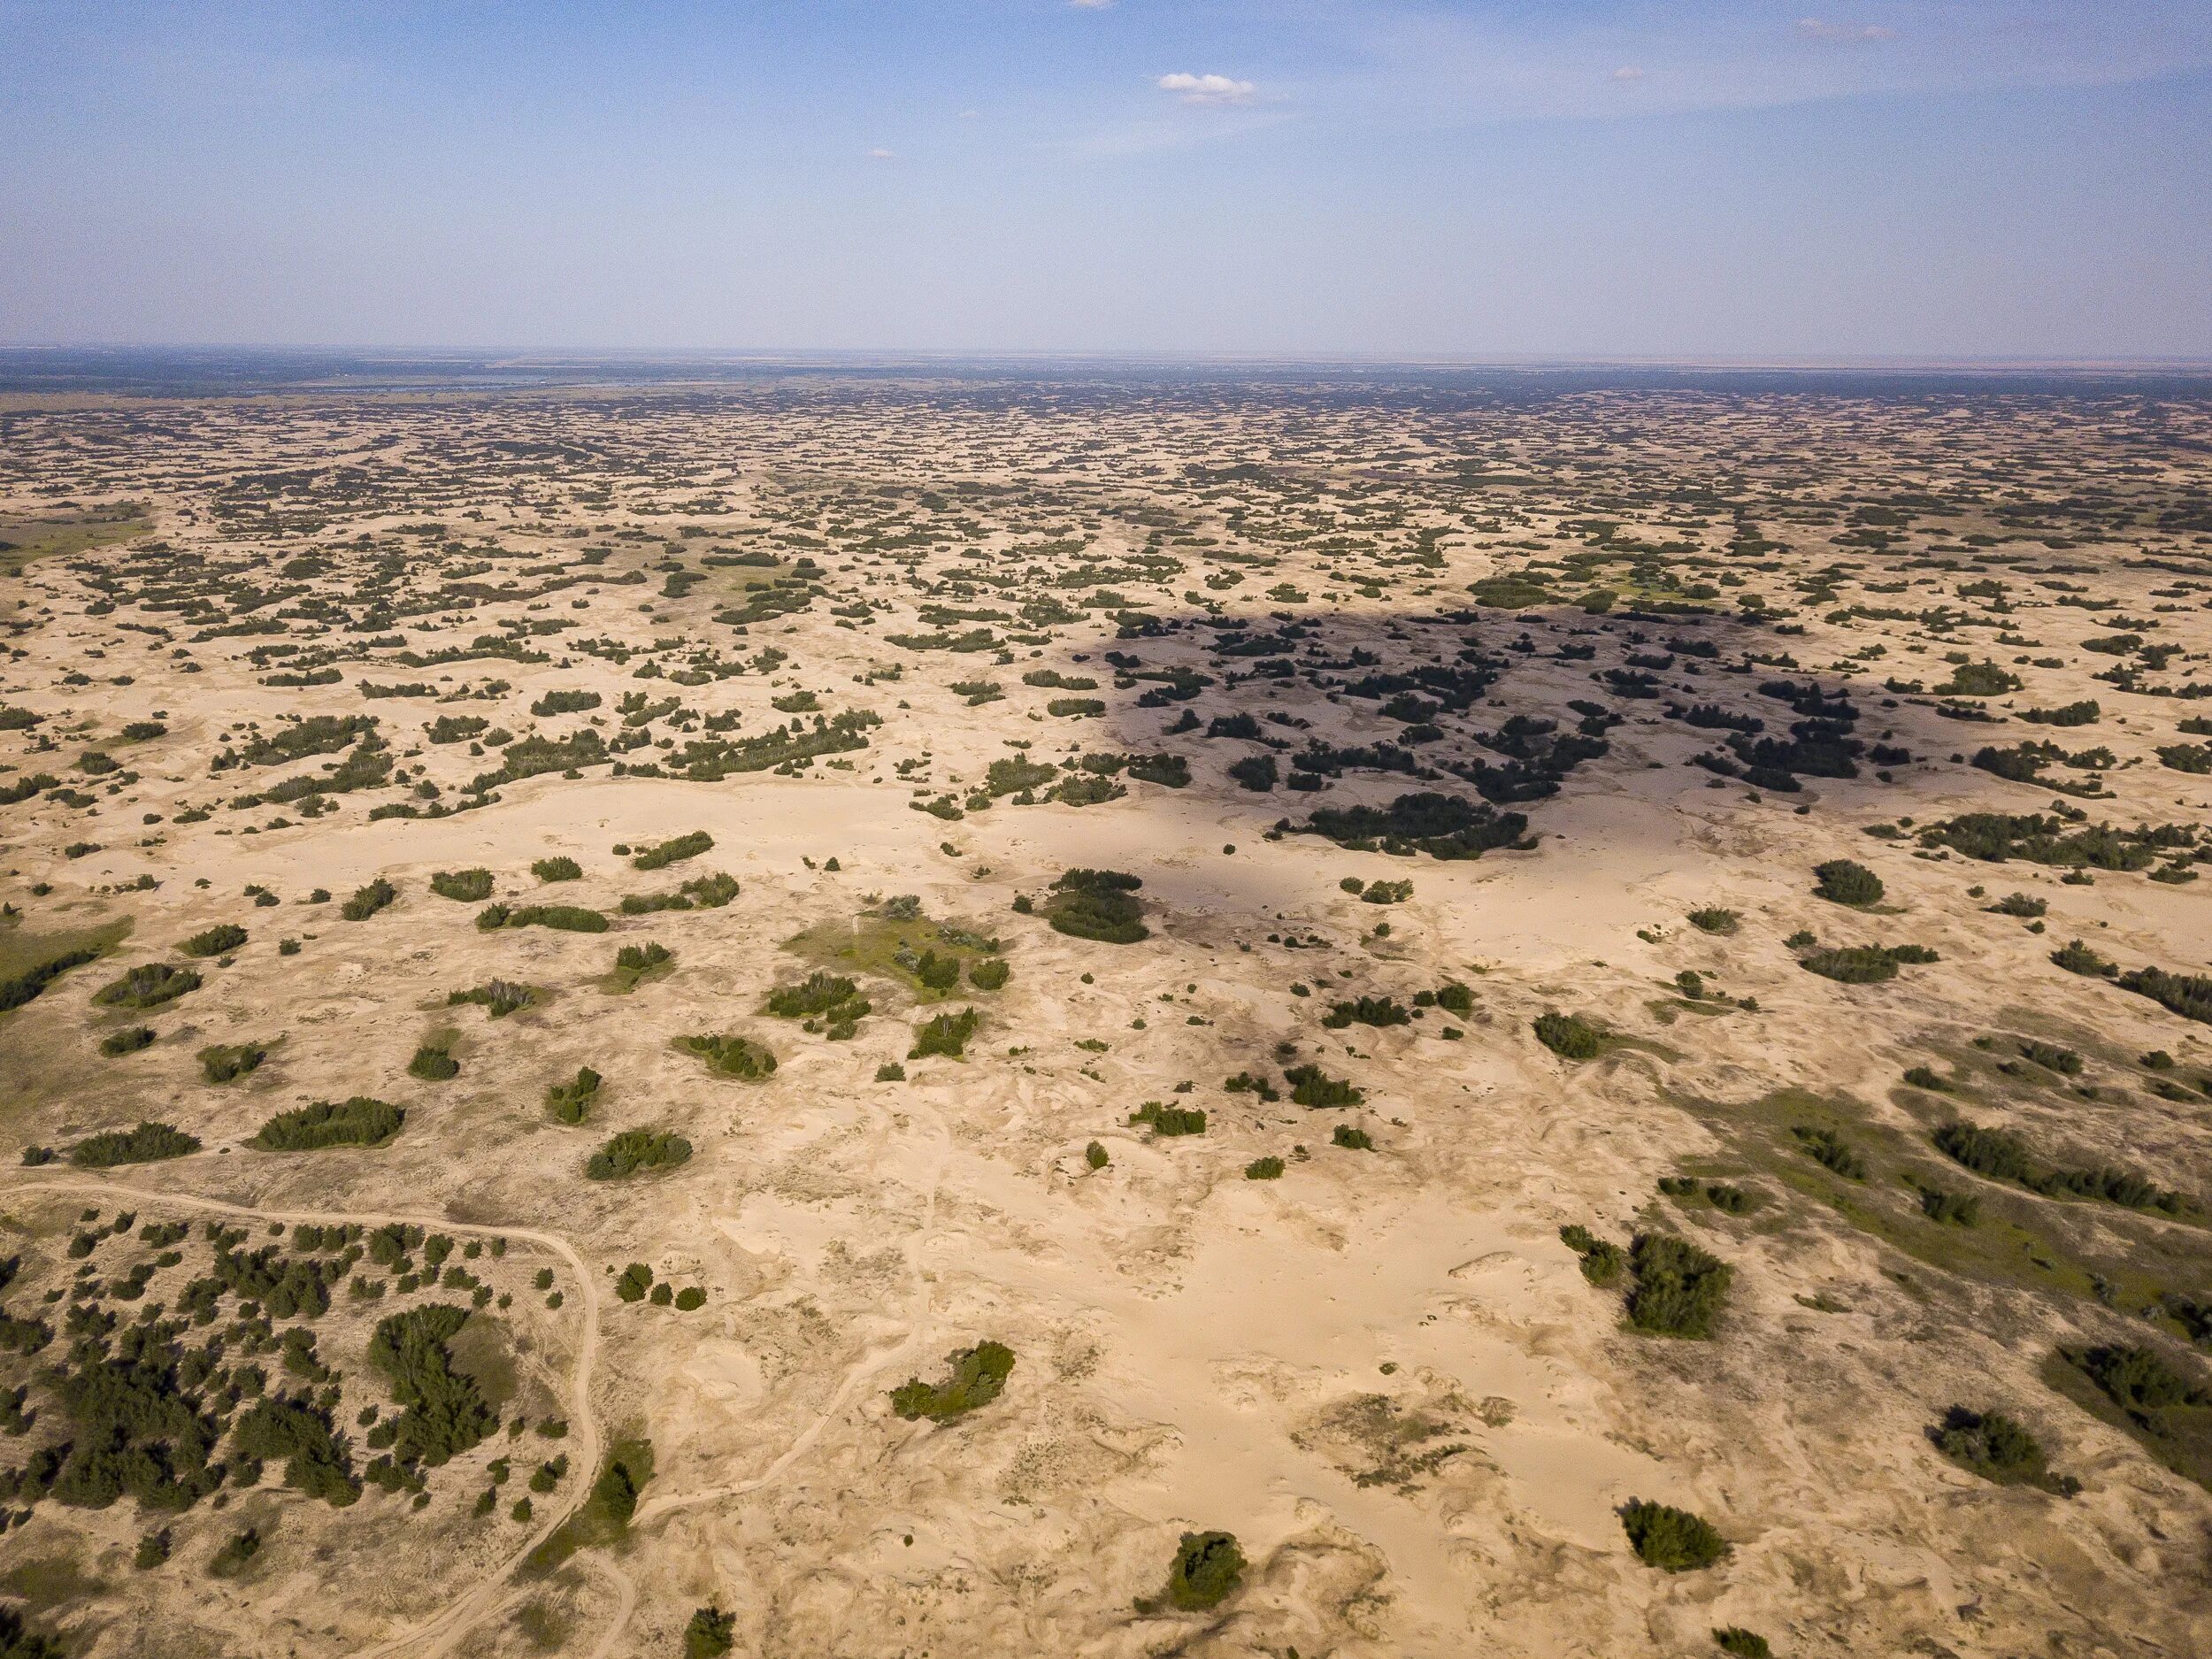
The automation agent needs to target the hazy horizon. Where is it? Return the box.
[4,2,2209,357]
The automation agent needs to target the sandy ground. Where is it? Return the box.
[0,376,2208,1658]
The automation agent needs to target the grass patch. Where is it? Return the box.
[782,909,1001,1000]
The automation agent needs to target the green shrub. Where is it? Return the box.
[1712,1629,1771,1659]
[253,1097,403,1150]
[93,962,201,1009]
[1332,1124,1373,1150]
[1920,1187,1979,1226]
[1813,859,1885,906]
[477,902,608,933]
[545,1067,602,1124]
[2047,937,2115,976]
[968,956,1009,990]
[1560,1224,1625,1286]
[1322,995,1409,1030]
[1434,980,1474,1016]
[586,1129,692,1179]
[1793,1125,1867,1180]
[199,1041,267,1084]
[2117,964,2212,1024]
[342,878,397,921]
[430,868,494,902]
[532,856,583,883]
[1245,1156,1285,1179]
[70,1120,200,1167]
[1285,1064,1362,1108]
[1989,892,2047,918]
[1800,943,1938,983]
[1085,1140,1109,1169]
[408,1044,460,1081]
[178,923,248,958]
[367,1302,497,1467]
[673,1286,705,1311]
[1901,1065,1949,1091]
[1130,1100,1207,1135]
[1625,1233,1732,1338]
[100,1025,155,1056]
[2016,1040,2082,1076]
[633,831,713,870]
[1686,908,1740,935]
[890,1340,1015,1421]
[765,971,862,1018]
[909,1007,979,1060]
[612,941,671,978]
[677,1033,776,1079]
[1045,868,1147,943]
[449,979,534,1016]
[1534,1011,1601,1059]
[1,944,107,1011]
[1621,1499,1728,1571]
[614,1263,653,1302]
[207,1526,263,1578]
[2080,1344,2208,1413]
[1932,1406,2071,1491]
[1139,1530,1245,1612]
[684,1607,738,1659]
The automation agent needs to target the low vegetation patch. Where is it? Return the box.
[1044,868,1148,943]
[1620,1499,1728,1571]
[253,1096,403,1150]
[676,1033,776,1079]
[890,1340,1015,1421]
[68,1120,200,1167]
[585,1128,693,1179]
[1135,1530,1246,1614]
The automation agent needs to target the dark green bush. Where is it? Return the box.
[766,972,860,1018]
[1139,1530,1245,1613]
[1332,1124,1373,1149]
[253,1097,403,1150]
[1561,1224,1626,1286]
[969,956,1010,990]
[1793,1125,1867,1180]
[1245,1156,1285,1179]
[2117,964,2212,1025]
[178,923,248,958]
[1620,1499,1728,1571]
[1712,1629,1771,1659]
[676,1033,776,1079]
[1322,995,1409,1030]
[546,1067,602,1124]
[1813,858,1884,905]
[1932,1406,2071,1492]
[1045,868,1147,943]
[2080,1344,2208,1413]
[367,1303,496,1467]
[1434,980,1474,1016]
[449,979,534,1017]
[70,1120,200,1167]
[909,1007,979,1060]
[1625,1233,1732,1338]
[198,1041,267,1084]
[1686,907,1740,935]
[1285,1064,1362,1107]
[891,1340,1015,1421]
[342,878,397,921]
[684,1606,738,1659]
[430,868,494,902]
[93,962,201,1009]
[100,1025,155,1056]
[633,831,713,871]
[1534,1011,1601,1059]
[1920,1187,1979,1226]
[408,1044,459,1081]
[478,902,608,933]
[531,856,583,883]
[586,1129,692,1179]
[1129,1101,1207,1135]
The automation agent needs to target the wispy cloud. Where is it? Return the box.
[1798,18,1897,42]
[1609,65,1647,82]
[1157,72,1256,105]
[1067,0,1114,9]
[866,146,895,160]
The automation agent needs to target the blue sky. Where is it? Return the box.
[2,1,2208,357]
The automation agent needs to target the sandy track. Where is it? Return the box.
[0,1174,604,1659]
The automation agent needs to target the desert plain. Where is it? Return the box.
[0,362,2210,1658]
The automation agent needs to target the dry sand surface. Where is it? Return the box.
[0,370,2210,1657]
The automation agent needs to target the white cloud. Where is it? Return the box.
[1797,18,1897,42]
[1609,65,1647,81]
[1068,0,1114,9]
[1156,72,1257,105]
[866,147,895,160]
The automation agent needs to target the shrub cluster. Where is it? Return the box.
[1045,868,1148,943]
[677,1033,776,1079]
[253,1097,403,1150]
[889,1340,1016,1422]
[585,1129,694,1179]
